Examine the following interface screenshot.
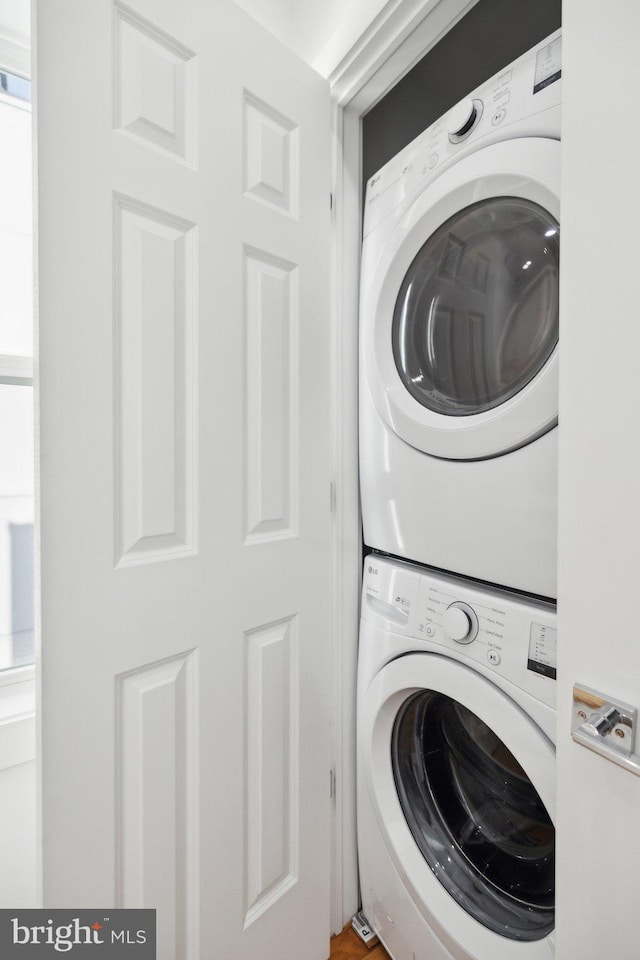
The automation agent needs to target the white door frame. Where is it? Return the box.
[327,0,481,932]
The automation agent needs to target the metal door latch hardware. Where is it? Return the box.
[572,684,640,776]
[583,705,620,737]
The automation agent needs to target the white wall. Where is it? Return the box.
[0,672,36,907]
[0,759,36,905]
[231,0,389,76]
[557,2,640,955]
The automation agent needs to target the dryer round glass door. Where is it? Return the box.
[392,690,554,941]
[392,197,559,417]
[361,137,561,460]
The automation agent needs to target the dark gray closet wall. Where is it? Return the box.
[362,0,562,186]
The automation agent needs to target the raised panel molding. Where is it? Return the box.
[243,247,298,546]
[244,617,299,927]
[114,194,198,567]
[113,0,197,166]
[243,91,298,216]
[116,650,199,958]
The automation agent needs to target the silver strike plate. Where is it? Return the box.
[572,683,640,776]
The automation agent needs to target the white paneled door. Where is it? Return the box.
[36,1,331,958]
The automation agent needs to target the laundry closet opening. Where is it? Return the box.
[355,5,563,957]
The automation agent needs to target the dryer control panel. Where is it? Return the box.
[362,555,557,708]
[363,29,561,239]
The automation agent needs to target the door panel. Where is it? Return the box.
[557,3,640,957]
[36,2,331,958]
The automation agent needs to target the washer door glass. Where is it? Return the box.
[392,197,559,417]
[392,690,555,941]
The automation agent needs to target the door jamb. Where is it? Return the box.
[327,0,481,933]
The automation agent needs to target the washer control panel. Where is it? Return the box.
[361,555,557,707]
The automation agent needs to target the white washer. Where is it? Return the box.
[360,32,561,598]
[357,554,557,960]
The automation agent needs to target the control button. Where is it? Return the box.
[447,98,483,143]
[446,97,476,137]
[427,153,438,170]
[492,108,507,126]
[443,601,479,645]
[443,606,472,642]
[425,623,435,637]
[487,649,501,666]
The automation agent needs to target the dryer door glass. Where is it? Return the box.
[392,690,554,941]
[392,197,559,417]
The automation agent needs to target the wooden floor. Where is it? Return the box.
[329,922,391,960]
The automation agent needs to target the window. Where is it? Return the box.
[0,70,34,672]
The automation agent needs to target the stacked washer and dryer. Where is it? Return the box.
[357,31,561,960]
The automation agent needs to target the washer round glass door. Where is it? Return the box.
[361,138,561,460]
[359,653,556,957]
[392,690,554,940]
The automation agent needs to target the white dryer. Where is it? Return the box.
[357,555,557,960]
[360,32,562,598]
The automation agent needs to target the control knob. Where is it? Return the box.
[443,601,478,645]
[447,97,482,142]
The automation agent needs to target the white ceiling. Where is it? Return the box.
[232,0,389,77]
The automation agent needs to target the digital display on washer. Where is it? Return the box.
[533,37,562,94]
[528,622,557,679]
